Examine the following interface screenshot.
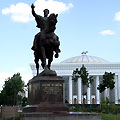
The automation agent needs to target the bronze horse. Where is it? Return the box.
[32,13,60,75]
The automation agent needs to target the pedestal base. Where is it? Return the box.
[21,112,101,120]
[23,103,69,113]
[21,70,101,120]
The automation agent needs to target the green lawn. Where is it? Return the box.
[102,114,120,120]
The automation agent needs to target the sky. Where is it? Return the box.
[0,0,120,90]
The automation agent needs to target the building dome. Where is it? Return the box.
[61,54,109,63]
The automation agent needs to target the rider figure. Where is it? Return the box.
[31,4,60,57]
[31,4,49,50]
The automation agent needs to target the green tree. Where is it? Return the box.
[97,72,115,93]
[72,64,93,86]
[0,73,25,105]
[72,64,93,95]
[22,97,28,106]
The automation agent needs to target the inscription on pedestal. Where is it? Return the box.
[42,83,62,95]
[39,81,63,103]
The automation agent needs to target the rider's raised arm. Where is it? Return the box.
[31,4,37,17]
[31,4,43,19]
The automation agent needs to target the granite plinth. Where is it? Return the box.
[21,70,101,120]
[28,75,65,105]
[23,73,69,113]
[21,112,101,120]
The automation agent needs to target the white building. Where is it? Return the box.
[30,54,120,104]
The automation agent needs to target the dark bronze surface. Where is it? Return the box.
[31,4,61,75]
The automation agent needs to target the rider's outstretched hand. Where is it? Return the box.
[31,3,35,9]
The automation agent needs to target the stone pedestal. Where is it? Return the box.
[23,70,69,113]
[21,70,101,120]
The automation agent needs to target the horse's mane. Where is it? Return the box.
[48,13,57,24]
[48,13,57,32]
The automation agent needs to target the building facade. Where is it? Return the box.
[30,54,120,104]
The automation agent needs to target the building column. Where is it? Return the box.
[78,78,82,104]
[118,73,120,104]
[106,88,110,98]
[104,88,107,98]
[96,76,100,104]
[69,76,73,104]
[115,75,118,104]
[87,84,91,104]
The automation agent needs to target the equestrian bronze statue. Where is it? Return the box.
[31,4,61,75]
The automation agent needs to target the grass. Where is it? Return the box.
[102,113,120,120]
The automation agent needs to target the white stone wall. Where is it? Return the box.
[30,62,120,104]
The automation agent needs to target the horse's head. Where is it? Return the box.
[49,13,58,23]
[48,13,58,32]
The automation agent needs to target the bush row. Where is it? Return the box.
[69,104,120,114]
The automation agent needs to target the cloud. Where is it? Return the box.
[2,3,33,23]
[15,67,33,84]
[114,11,120,21]
[0,72,32,91]
[34,0,73,15]
[2,0,73,23]
[99,30,115,35]
[21,73,32,84]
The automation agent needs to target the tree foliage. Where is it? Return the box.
[97,72,115,93]
[0,73,25,105]
[72,64,93,87]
